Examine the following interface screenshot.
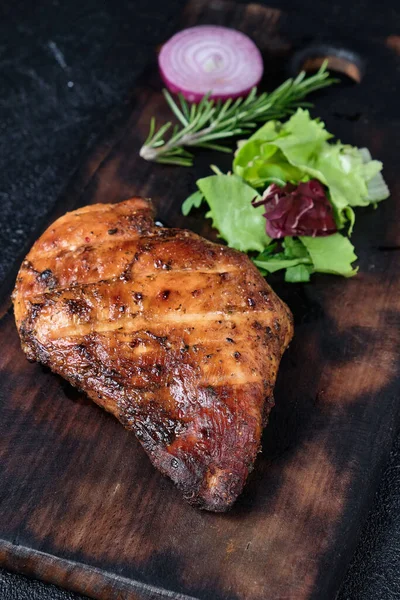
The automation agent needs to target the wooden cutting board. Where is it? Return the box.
[1,1,399,599]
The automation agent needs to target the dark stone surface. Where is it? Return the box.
[0,0,186,282]
[0,0,399,599]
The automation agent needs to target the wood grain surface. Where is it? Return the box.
[1,1,399,599]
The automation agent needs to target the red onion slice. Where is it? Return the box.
[158,25,264,102]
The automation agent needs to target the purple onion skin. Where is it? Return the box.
[160,70,261,104]
[159,73,261,103]
[253,180,337,239]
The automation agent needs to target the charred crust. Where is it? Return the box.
[151,364,164,375]
[154,258,172,270]
[64,298,92,320]
[219,272,230,282]
[145,331,170,349]
[75,343,93,361]
[37,269,58,290]
[273,319,281,332]
[259,290,271,302]
[20,333,50,366]
[19,322,33,346]
[205,385,217,397]
[119,401,185,446]
[262,394,275,426]
[30,302,44,321]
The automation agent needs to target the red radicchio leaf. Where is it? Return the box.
[252,180,337,239]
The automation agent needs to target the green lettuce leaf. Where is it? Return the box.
[194,174,271,252]
[253,233,358,281]
[300,233,358,277]
[253,237,313,282]
[283,237,310,259]
[182,190,204,216]
[254,254,312,273]
[285,264,313,282]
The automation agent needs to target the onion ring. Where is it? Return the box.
[159,25,264,102]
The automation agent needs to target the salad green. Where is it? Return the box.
[182,109,389,282]
[183,174,270,253]
[234,109,388,228]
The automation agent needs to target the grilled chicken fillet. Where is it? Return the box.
[13,198,293,511]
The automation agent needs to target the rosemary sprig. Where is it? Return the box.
[139,64,336,167]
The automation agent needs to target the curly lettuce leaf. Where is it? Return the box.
[311,144,386,227]
[233,108,389,229]
[190,174,271,253]
[234,144,305,188]
[234,109,331,188]
[358,147,390,203]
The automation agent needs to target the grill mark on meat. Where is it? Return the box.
[28,226,210,262]
[40,310,281,340]
[64,298,92,320]
[19,267,243,299]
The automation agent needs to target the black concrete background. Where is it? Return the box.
[0,1,399,599]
